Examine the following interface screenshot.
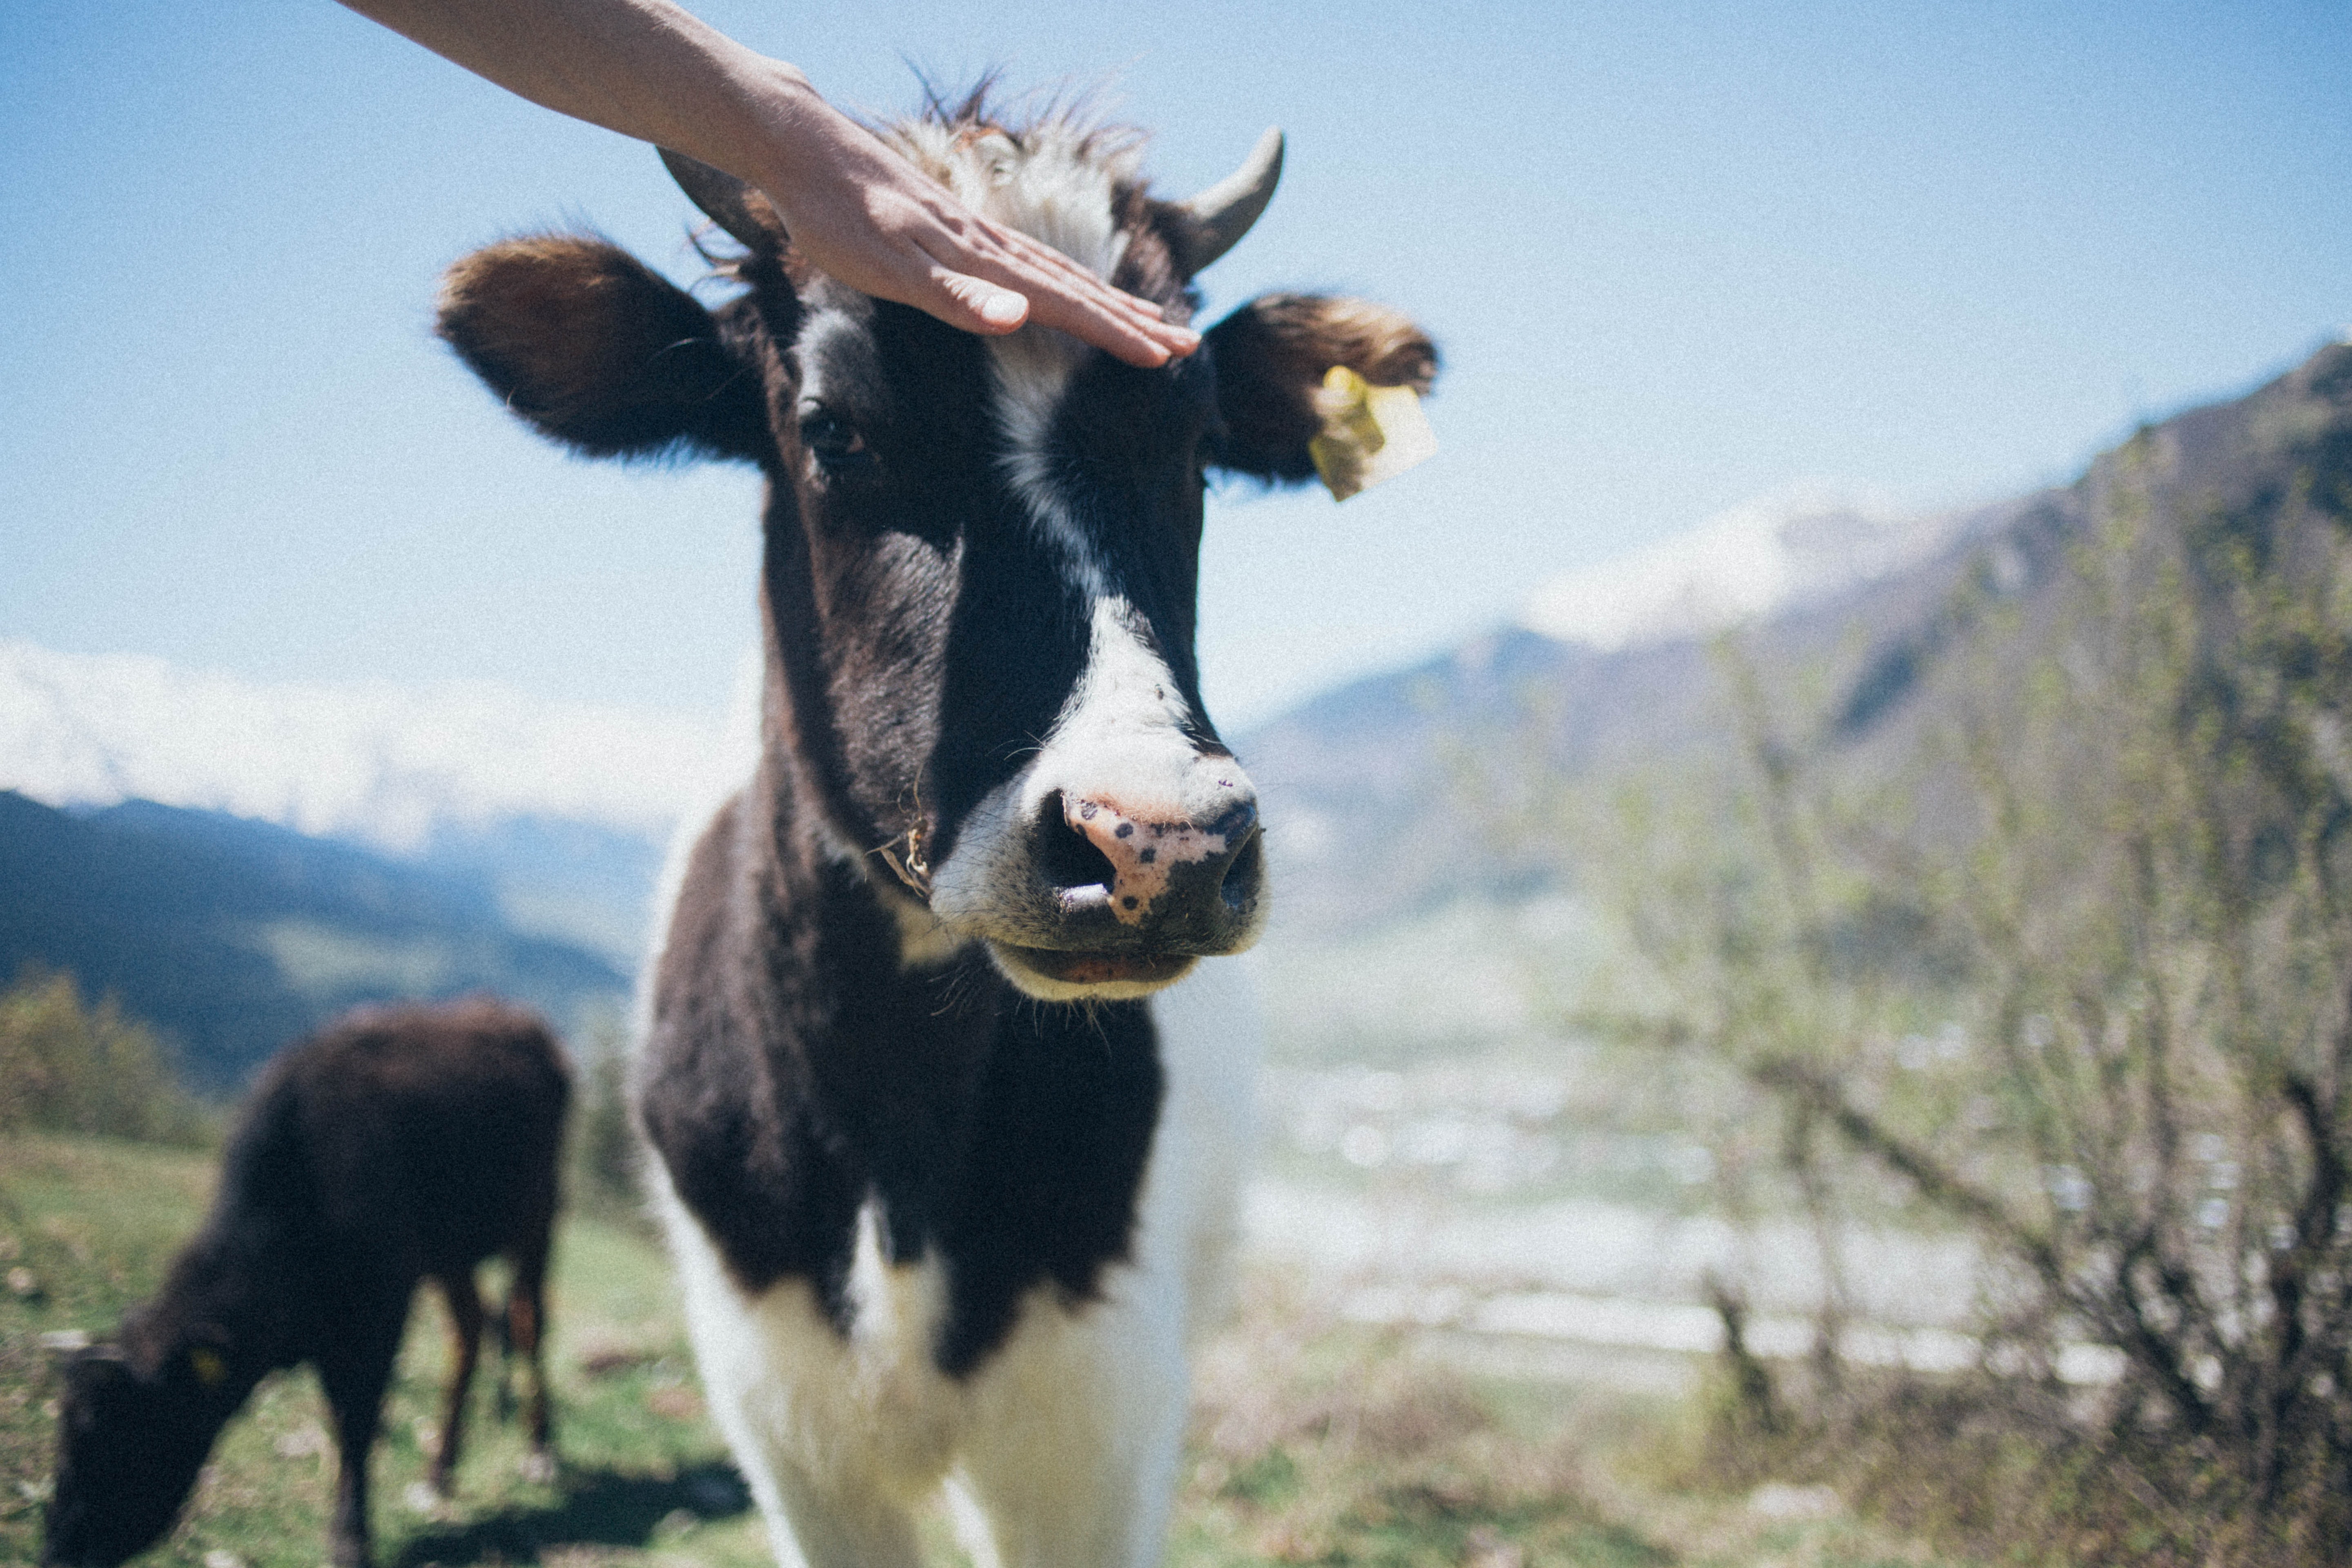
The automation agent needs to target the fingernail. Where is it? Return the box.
[979,291,1027,327]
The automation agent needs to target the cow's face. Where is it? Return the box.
[439,112,1434,1001]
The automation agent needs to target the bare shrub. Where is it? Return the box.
[565,1016,646,1229]
[1587,421,2352,1562]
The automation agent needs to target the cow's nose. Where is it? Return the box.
[1033,788,1263,950]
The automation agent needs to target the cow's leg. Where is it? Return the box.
[682,1366,926,1568]
[686,1330,928,1568]
[316,1282,414,1568]
[505,1232,556,1473]
[754,1459,927,1568]
[955,1287,1189,1568]
[428,1271,486,1496]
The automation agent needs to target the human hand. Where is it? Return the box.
[743,76,1198,367]
[338,0,1194,365]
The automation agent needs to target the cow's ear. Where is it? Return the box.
[437,235,769,463]
[1205,293,1437,485]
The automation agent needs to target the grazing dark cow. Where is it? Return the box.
[44,998,570,1568]
[435,95,1435,1568]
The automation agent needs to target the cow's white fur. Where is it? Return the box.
[642,916,1258,1568]
[884,127,1263,997]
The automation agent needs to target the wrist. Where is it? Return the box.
[705,51,833,194]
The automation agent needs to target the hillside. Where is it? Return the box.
[0,793,628,1091]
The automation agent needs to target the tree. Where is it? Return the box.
[0,968,210,1145]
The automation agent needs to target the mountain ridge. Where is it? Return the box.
[0,791,629,1091]
[1236,337,2352,937]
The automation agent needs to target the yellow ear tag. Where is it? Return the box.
[188,1347,227,1387]
[1308,364,1437,501]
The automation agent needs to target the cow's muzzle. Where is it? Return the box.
[947,769,1266,1000]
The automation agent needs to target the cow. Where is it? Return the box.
[433,94,1435,1568]
[44,999,570,1568]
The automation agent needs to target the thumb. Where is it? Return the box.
[933,270,1031,334]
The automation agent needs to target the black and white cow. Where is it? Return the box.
[437,98,1434,1568]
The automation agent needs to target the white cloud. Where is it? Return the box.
[0,639,750,852]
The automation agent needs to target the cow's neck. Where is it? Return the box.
[139,1224,306,1395]
[738,635,981,1124]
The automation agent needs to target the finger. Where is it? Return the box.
[1026,289,1189,366]
[949,246,1199,364]
[1007,276,1181,366]
[904,202,1201,363]
[915,250,1180,368]
[989,235,1187,333]
[931,269,1031,333]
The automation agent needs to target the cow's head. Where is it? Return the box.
[45,1332,243,1567]
[438,104,1435,1002]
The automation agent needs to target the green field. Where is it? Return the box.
[0,1134,1956,1568]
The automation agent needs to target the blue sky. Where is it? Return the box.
[3,0,2348,729]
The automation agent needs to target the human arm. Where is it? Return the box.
[338,0,1199,365]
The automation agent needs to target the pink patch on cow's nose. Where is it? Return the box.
[1065,796,1234,927]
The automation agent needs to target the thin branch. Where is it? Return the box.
[1750,1054,2063,1287]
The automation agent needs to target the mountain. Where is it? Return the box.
[0,641,755,963]
[1239,337,2352,938]
[11,337,2344,1009]
[408,813,669,967]
[0,792,629,1092]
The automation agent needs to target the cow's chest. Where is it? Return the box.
[646,976,1167,1377]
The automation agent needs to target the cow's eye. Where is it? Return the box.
[797,404,871,473]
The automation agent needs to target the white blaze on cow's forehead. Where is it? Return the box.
[1051,596,1195,774]
[989,327,1098,592]
[881,119,1143,588]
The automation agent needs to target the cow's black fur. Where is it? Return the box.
[43,999,570,1568]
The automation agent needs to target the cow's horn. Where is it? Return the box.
[659,147,782,254]
[1174,127,1284,273]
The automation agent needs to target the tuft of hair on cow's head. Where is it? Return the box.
[437,97,1439,1002]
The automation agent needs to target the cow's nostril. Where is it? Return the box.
[1218,828,1264,913]
[1035,791,1118,893]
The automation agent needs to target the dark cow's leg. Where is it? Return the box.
[429,1271,486,1497]
[316,1285,413,1568]
[507,1236,556,1474]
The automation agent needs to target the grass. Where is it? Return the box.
[2,1133,1970,1567]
